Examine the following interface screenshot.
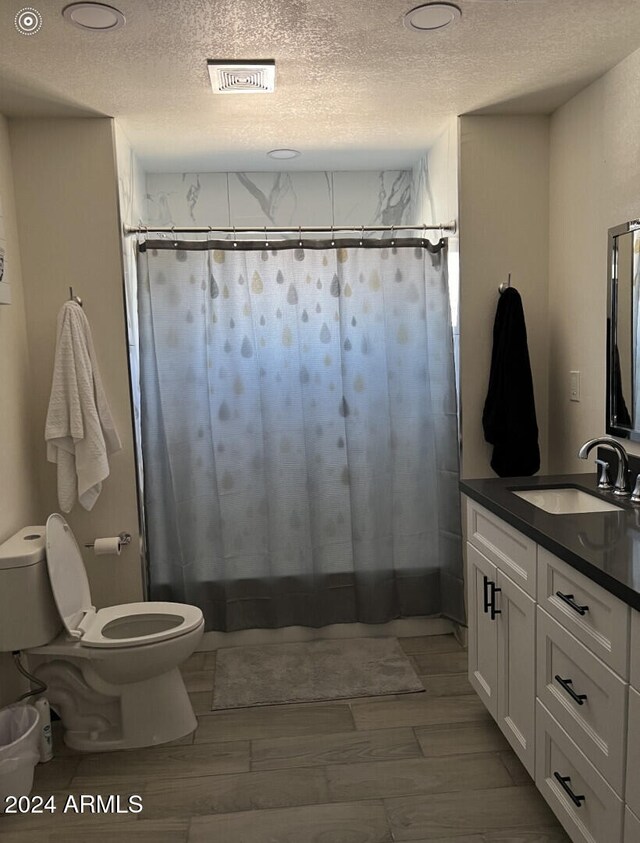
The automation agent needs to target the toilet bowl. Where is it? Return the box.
[0,516,204,752]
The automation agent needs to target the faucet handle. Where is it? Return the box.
[631,475,640,504]
[594,459,612,490]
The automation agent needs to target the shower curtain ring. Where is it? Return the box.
[171,225,177,246]
[422,223,427,244]
[298,225,303,247]
[390,225,395,246]
[331,225,335,247]
[360,225,365,246]
[264,226,269,248]
[232,226,238,247]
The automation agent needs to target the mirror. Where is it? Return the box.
[607,220,640,440]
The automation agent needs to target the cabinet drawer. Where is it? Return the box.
[538,547,629,678]
[536,701,623,843]
[625,808,640,843]
[631,610,640,690]
[536,607,627,795]
[627,687,640,816]
[467,500,537,598]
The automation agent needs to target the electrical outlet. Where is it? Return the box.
[570,370,580,402]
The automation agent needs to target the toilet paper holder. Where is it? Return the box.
[85,532,132,550]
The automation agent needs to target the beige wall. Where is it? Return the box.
[548,45,640,472]
[10,117,143,610]
[459,116,550,479]
[0,114,40,705]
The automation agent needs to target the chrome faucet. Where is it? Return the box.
[578,437,630,496]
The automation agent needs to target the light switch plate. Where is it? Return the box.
[570,370,580,402]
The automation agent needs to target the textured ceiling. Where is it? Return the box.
[2,0,640,170]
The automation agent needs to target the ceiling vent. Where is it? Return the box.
[207,60,276,94]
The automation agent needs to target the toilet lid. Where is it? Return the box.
[45,514,93,636]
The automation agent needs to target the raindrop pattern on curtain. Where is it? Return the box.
[137,243,463,631]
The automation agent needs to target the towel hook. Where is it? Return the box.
[68,287,82,307]
[498,273,512,295]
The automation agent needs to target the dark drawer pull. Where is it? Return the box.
[483,576,491,614]
[556,591,589,616]
[554,675,588,706]
[554,772,586,807]
[490,581,502,621]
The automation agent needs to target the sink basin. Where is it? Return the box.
[512,488,623,515]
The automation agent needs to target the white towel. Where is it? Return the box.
[45,301,122,512]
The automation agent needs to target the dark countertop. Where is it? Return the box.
[460,473,640,612]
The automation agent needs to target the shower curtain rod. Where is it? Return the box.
[124,222,456,236]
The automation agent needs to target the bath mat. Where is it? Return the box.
[211,636,424,710]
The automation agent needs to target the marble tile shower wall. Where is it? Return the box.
[144,170,415,231]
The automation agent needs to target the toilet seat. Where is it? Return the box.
[45,514,203,649]
[79,602,203,648]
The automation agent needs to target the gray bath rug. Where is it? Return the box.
[211,636,424,710]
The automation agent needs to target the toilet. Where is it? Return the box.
[0,515,204,752]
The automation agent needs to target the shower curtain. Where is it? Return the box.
[137,238,463,631]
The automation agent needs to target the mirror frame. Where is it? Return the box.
[607,219,640,441]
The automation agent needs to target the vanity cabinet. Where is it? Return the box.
[625,616,640,837]
[465,497,637,843]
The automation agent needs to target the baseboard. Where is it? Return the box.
[197,616,454,651]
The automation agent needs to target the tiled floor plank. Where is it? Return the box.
[188,800,392,843]
[351,694,491,731]
[141,767,329,817]
[400,635,464,655]
[385,785,560,840]
[325,751,513,801]
[414,719,511,757]
[418,673,475,697]
[71,741,249,786]
[194,702,354,743]
[411,650,469,675]
[252,726,421,771]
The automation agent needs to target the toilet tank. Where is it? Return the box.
[0,527,62,651]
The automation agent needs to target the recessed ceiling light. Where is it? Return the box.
[62,3,125,31]
[267,149,301,160]
[404,2,461,31]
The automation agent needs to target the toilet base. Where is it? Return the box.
[55,667,197,752]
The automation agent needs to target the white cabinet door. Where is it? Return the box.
[497,568,536,778]
[467,543,498,718]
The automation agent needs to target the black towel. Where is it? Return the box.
[482,287,540,477]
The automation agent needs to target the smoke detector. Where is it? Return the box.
[207,60,276,94]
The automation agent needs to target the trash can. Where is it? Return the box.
[0,704,40,811]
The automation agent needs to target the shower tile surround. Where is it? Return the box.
[1,636,569,842]
[145,169,415,231]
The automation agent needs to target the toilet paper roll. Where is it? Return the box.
[93,537,122,556]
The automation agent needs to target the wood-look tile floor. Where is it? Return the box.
[0,635,570,842]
